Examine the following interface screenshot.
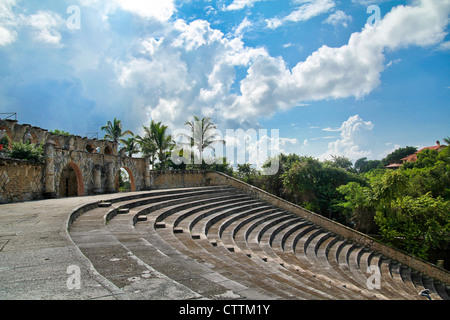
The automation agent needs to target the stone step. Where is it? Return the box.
[98,202,112,207]
[67,186,447,300]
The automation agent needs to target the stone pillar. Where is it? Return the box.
[43,143,57,199]
[93,165,103,194]
[144,157,151,190]
[105,162,115,193]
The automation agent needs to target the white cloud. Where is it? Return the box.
[302,139,309,148]
[437,41,450,51]
[267,0,335,29]
[224,0,264,11]
[172,19,224,51]
[113,0,175,21]
[114,0,450,135]
[234,16,252,37]
[25,10,65,45]
[323,10,352,27]
[322,127,341,132]
[386,58,401,68]
[321,115,374,161]
[115,18,268,131]
[20,0,445,138]
[230,0,450,124]
[224,131,297,169]
[0,0,18,46]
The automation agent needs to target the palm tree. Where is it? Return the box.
[443,136,450,146]
[138,120,173,169]
[182,116,224,167]
[101,118,134,144]
[122,137,140,157]
[135,126,157,168]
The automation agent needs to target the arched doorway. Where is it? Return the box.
[104,146,113,155]
[114,167,136,192]
[59,162,85,198]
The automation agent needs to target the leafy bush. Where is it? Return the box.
[0,136,10,148]
[50,129,71,136]
[8,141,44,162]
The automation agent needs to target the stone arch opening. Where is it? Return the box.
[59,162,85,198]
[104,146,113,155]
[86,144,96,153]
[24,132,38,144]
[114,167,136,192]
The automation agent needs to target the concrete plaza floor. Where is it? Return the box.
[0,193,201,300]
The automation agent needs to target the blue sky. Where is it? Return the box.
[0,0,449,164]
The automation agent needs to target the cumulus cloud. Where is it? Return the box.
[25,10,65,45]
[321,115,374,161]
[0,2,66,46]
[230,0,450,123]
[113,0,175,21]
[323,10,352,27]
[2,0,449,144]
[111,0,450,136]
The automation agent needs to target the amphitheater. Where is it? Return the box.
[1,171,449,300]
[0,119,449,301]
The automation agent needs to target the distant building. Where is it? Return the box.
[400,141,447,163]
[385,141,447,169]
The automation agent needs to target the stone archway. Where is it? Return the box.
[24,132,38,144]
[59,162,85,197]
[114,167,136,192]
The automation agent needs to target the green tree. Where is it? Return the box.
[282,156,359,219]
[236,163,259,183]
[381,146,417,166]
[337,181,377,233]
[122,137,140,157]
[101,118,134,144]
[374,193,450,259]
[354,157,382,173]
[145,120,173,170]
[326,155,354,172]
[338,167,450,260]
[135,125,158,168]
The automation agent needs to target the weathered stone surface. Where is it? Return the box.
[0,158,44,204]
[0,120,151,203]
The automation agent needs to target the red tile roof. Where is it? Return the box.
[401,144,447,163]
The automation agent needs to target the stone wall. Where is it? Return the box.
[0,119,151,201]
[0,158,44,204]
[0,119,118,156]
[45,145,151,198]
[149,170,450,285]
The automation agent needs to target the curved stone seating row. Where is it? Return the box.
[68,186,449,300]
